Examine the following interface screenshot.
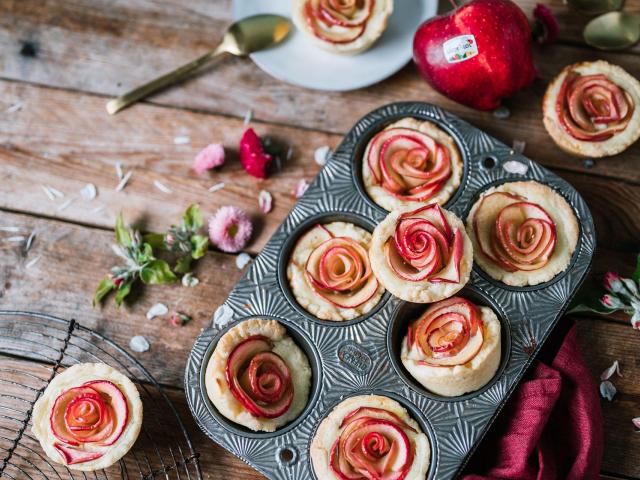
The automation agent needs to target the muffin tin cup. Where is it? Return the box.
[185,102,595,480]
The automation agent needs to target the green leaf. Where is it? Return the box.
[634,253,640,282]
[143,233,165,250]
[183,204,203,230]
[115,213,133,247]
[114,282,132,307]
[190,234,209,259]
[93,277,116,307]
[140,260,177,285]
[175,255,193,274]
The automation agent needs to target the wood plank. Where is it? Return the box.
[1,2,640,183]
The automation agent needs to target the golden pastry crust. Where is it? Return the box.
[369,209,473,303]
[32,363,143,471]
[310,395,430,480]
[466,181,579,287]
[292,0,393,55]
[401,307,501,397]
[205,319,311,432]
[543,60,640,158]
[362,118,463,212]
[287,221,385,321]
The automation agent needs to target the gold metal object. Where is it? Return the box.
[584,11,640,50]
[106,14,291,115]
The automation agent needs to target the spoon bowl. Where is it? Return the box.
[584,11,640,50]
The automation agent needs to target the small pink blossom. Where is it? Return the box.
[603,271,622,292]
[601,294,614,307]
[293,179,309,198]
[239,128,272,179]
[208,206,253,253]
[193,144,225,175]
[632,417,640,430]
[258,190,273,214]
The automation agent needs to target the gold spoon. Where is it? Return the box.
[106,14,291,115]
[584,11,640,50]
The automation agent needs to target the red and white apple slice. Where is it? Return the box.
[53,443,104,465]
[83,380,129,446]
[304,0,373,44]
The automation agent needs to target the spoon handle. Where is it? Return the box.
[106,45,226,115]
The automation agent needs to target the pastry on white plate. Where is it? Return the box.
[311,395,430,480]
[287,222,384,321]
[466,181,579,287]
[205,319,311,432]
[363,118,463,212]
[369,203,473,303]
[292,0,393,55]
[543,60,640,158]
[401,297,501,397]
[32,363,142,471]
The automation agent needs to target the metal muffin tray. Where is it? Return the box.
[185,102,595,480]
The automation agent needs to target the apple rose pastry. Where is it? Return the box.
[292,0,393,55]
[543,60,640,157]
[311,395,430,480]
[401,297,501,397]
[205,319,311,432]
[466,181,579,287]
[31,363,142,471]
[287,222,384,321]
[369,204,473,303]
[363,118,463,212]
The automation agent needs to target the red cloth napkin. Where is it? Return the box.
[462,320,604,480]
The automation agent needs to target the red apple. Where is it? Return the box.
[413,0,536,111]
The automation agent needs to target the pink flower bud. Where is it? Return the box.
[193,144,225,175]
[603,271,622,292]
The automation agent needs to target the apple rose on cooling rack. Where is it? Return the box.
[362,118,463,212]
[543,60,640,157]
[311,395,430,480]
[287,222,385,321]
[401,297,501,397]
[466,181,579,287]
[32,363,142,471]
[369,204,473,303]
[205,319,311,432]
[292,0,393,55]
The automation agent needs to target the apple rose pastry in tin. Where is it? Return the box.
[362,118,463,212]
[369,204,473,303]
[205,319,311,432]
[401,297,501,397]
[32,363,143,471]
[292,0,393,55]
[543,60,640,157]
[311,395,430,480]
[466,181,579,287]
[287,222,384,321]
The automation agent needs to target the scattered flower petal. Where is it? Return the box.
[170,312,191,327]
[243,109,253,127]
[130,335,150,353]
[286,146,294,162]
[24,231,36,253]
[48,186,64,198]
[115,170,133,192]
[115,162,124,180]
[208,206,253,253]
[182,272,199,287]
[193,143,225,174]
[0,226,20,232]
[41,185,55,201]
[293,179,309,198]
[80,183,97,200]
[25,255,41,269]
[235,252,252,269]
[5,236,26,243]
[6,102,23,113]
[57,199,73,212]
[174,135,190,145]
[41,185,63,201]
[146,303,168,320]
[601,360,622,381]
[493,106,511,119]
[503,160,529,175]
[213,304,233,328]
[533,4,560,45]
[92,204,106,214]
[153,180,172,194]
[258,190,273,214]
[599,380,616,401]
[239,128,273,179]
[631,310,640,330]
[633,417,640,430]
[208,182,225,193]
[314,146,331,166]
[512,140,526,154]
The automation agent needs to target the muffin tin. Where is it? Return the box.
[185,102,595,479]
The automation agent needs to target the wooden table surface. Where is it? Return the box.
[1,1,639,478]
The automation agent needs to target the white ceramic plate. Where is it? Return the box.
[232,0,438,92]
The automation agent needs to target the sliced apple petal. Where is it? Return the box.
[83,380,129,446]
[53,443,104,465]
[429,227,463,283]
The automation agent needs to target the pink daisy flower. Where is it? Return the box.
[208,206,253,253]
[193,143,225,175]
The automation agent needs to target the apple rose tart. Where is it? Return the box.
[292,0,393,55]
[32,363,142,471]
[287,222,384,321]
[311,395,430,480]
[543,60,640,157]
[401,297,501,397]
[362,118,463,212]
[466,181,579,287]
[369,204,473,303]
[205,319,311,432]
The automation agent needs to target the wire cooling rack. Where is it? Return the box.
[0,311,202,480]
